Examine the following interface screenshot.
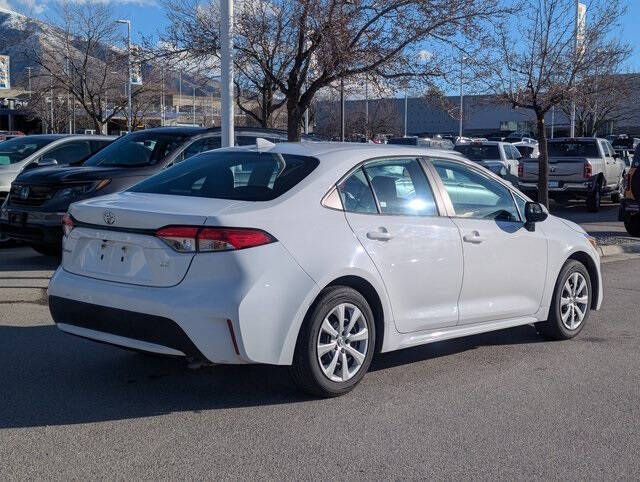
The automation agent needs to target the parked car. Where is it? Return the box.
[512,140,540,159]
[453,140,521,184]
[611,136,640,157]
[0,130,25,141]
[47,142,602,397]
[387,136,454,150]
[519,137,626,212]
[0,134,115,204]
[505,132,536,143]
[619,154,640,236]
[0,127,313,255]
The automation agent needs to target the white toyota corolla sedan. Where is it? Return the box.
[48,141,603,397]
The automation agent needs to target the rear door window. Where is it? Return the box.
[337,168,378,214]
[129,151,319,201]
[363,158,438,216]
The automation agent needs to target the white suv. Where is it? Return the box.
[48,142,602,397]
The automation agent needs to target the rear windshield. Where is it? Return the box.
[129,151,319,201]
[612,138,638,149]
[517,146,534,158]
[83,131,189,167]
[453,144,500,160]
[0,137,56,165]
[548,141,599,157]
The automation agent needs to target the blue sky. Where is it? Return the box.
[3,0,640,73]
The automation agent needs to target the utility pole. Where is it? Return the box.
[220,0,234,147]
[161,68,165,127]
[404,90,408,137]
[178,70,182,120]
[365,75,369,140]
[117,19,132,133]
[340,78,345,142]
[459,52,464,139]
[551,105,555,139]
[192,86,196,126]
[26,67,32,99]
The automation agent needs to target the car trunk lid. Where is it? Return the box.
[63,192,241,287]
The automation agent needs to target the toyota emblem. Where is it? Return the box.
[103,211,116,225]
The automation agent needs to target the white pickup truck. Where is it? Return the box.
[518,137,626,212]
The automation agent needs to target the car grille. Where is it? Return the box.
[9,184,58,206]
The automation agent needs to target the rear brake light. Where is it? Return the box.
[198,227,275,251]
[625,172,631,191]
[583,161,592,179]
[155,226,275,252]
[518,162,523,178]
[62,213,75,236]
[155,226,199,252]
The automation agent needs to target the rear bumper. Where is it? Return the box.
[47,242,319,365]
[518,181,594,196]
[0,207,64,245]
[50,296,207,359]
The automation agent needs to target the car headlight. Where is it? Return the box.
[55,179,111,199]
[584,234,597,250]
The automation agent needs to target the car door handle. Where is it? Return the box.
[366,228,394,241]
[463,231,485,244]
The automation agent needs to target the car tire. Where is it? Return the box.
[290,286,376,398]
[586,187,601,212]
[29,243,61,257]
[536,260,592,340]
[624,214,640,237]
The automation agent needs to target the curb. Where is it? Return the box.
[598,243,640,257]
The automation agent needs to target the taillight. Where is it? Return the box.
[517,162,523,178]
[155,226,199,252]
[624,172,631,192]
[198,227,275,251]
[583,161,592,179]
[62,213,75,236]
[155,226,275,253]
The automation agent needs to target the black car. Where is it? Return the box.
[0,127,308,256]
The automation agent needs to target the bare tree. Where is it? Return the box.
[488,0,630,207]
[26,2,153,133]
[559,74,636,137]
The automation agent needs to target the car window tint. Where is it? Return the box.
[338,168,378,214]
[432,160,520,221]
[44,141,92,165]
[453,144,500,161]
[129,151,318,201]
[363,158,437,216]
[0,137,56,165]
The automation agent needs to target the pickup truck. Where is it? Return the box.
[518,137,626,212]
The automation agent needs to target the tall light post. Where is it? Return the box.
[340,78,345,142]
[178,70,182,120]
[192,86,196,126]
[404,90,408,137]
[26,67,32,99]
[459,53,465,139]
[116,19,132,133]
[220,0,234,147]
[364,75,369,140]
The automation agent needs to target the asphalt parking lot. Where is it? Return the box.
[1,207,640,479]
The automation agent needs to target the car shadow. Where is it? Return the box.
[0,323,544,429]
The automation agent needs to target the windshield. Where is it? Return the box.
[0,137,56,165]
[454,144,500,161]
[387,137,418,146]
[548,141,599,157]
[129,151,319,201]
[83,131,189,167]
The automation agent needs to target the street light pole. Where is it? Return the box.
[220,0,234,147]
[26,67,32,99]
[178,70,182,120]
[340,78,345,142]
[404,90,408,137]
[117,19,132,133]
[459,53,464,139]
[365,75,369,140]
[193,86,196,126]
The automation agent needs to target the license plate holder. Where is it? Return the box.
[548,181,560,188]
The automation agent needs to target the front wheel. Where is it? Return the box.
[290,286,376,398]
[536,260,592,340]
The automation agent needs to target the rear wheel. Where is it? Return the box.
[586,187,601,212]
[536,260,591,340]
[290,286,376,398]
[29,243,61,257]
[624,214,640,237]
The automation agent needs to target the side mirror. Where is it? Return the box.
[524,201,547,231]
[38,158,58,167]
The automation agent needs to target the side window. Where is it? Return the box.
[511,146,522,159]
[606,141,616,157]
[89,140,111,154]
[43,141,92,165]
[337,168,378,214]
[503,144,513,160]
[182,139,208,161]
[432,159,520,221]
[363,158,438,216]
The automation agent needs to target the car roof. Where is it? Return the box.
[137,126,321,139]
[216,141,466,162]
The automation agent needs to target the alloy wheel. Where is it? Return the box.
[316,302,369,382]
[560,272,589,330]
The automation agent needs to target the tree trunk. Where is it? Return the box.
[287,97,303,141]
[536,114,549,208]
